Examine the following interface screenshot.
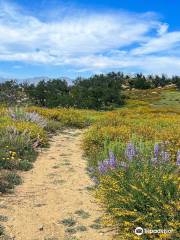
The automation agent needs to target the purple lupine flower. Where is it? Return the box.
[125,142,136,161]
[98,161,108,174]
[176,150,180,166]
[109,151,116,162]
[161,151,170,162]
[98,151,118,174]
[108,151,117,168]
[154,143,159,160]
[104,160,110,169]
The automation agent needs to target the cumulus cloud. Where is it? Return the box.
[68,52,180,76]
[131,32,180,55]
[0,0,180,75]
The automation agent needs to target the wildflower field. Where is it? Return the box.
[83,96,180,239]
[0,87,179,239]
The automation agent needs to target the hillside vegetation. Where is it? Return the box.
[0,72,180,109]
[0,73,179,239]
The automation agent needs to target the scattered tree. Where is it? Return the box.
[0,72,179,109]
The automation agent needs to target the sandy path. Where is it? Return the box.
[0,129,113,240]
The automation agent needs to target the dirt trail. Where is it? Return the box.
[0,129,113,240]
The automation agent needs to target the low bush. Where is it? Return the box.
[18,160,33,171]
[95,145,179,239]
[0,170,22,193]
[0,120,47,146]
[0,224,4,236]
[5,172,22,186]
[44,120,63,133]
[0,107,42,193]
[9,107,47,128]
[0,127,38,170]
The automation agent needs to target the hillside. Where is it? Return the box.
[0,87,179,239]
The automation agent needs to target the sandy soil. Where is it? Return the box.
[0,129,113,240]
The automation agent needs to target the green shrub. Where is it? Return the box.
[0,171,22,193]
[5,172,22,186]
[0,224,4,236]
[0,178,10,193]
[0,158,18,170]
[0,127,32,154]
[0,127,37,171]
[60,218,76,227]
[18,160,33,171]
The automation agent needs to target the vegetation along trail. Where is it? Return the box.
[0,129,113,240]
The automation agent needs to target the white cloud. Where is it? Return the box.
[65,52,180,76]
[0,0,180,75]
[157,23,169,36]
[131,32,180,55]
[0,3,156,54]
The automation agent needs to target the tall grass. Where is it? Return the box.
[0,107,48,192]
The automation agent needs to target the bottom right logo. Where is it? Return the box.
[134,227,173,236]
[135,227,144,236]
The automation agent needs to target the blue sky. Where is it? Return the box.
[0,0,180,79]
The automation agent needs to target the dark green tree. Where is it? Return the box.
[132,74,152,89]
[172,76,180,90]
[0,80,26,106]
[71,73,125,110]
[24,79,71,107]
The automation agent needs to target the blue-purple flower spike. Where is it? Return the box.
[98,161,108,174]
[98,151,118,174]
[108,151,117,168]
[109,151,116,161]
[176,150,180,166]
[125,142,136,161]
[154,143,159,160]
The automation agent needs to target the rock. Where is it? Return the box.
[38,224,44,231]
